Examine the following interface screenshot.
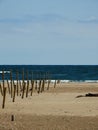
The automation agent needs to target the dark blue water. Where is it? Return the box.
[0,65,98,81]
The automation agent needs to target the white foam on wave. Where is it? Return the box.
[0,71,10,74]
[0,79,98,83]
[60,80,70,83]
[50,80,70,83]
[51,80,98,83]
[84,80,98,83]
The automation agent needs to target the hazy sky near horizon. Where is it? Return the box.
[0,0,98,65]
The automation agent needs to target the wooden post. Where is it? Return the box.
[13,80,15,86]
[47,72,51,90]
[2,71,4,95]
[22,69,24,85]
[35,80,37,90]
[30,71,34,96]
[30,71,33,85]
[38,72,41,93]
[26,70,29,97]
[31,80,34,96]
[22,82,25,99]
[13,85,16,102]
[11,115,15,121]
[26,81,29,98]
[42,73,45,92]
[38,80,41,94]
[16,71,19,96]
[35,72,37,90]
[46,72,50,90]
[47,80,50,90]
[10,70,13,98]
[54,80,56,88]
[22,69,25,99]
[41,80,45,92]
[19,80,22,91]
[7,80,10,94]
[0,83,3,96]
[2,87,7,109]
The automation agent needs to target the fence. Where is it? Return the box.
[0,70,58,109]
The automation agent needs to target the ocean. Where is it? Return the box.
[0,65,98,82]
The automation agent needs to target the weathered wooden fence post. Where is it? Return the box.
[0,83,3,96]
[41,80,45,92]
[10,70,13,98]
[19,80,22,91]
[13,80,15,86]
[37,73,41,94]
[54,80,56,88]
[2,87,7,109]
[35,72,37,90]
[16,70,19,96]
[13,85,16,102]
[31,80,34,96]
[35,80,37,90]
[26,70,29,98]
[7,79,10,94]
[47,72,51,90]
[22,69,25,99]
[22,82,25,99]
[2,71,4,95]
[30,71,34,96]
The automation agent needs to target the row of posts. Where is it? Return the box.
[0,70,57,109]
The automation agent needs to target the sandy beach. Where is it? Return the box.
[0,82,98,130]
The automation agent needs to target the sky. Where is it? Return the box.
[0,0,98,65]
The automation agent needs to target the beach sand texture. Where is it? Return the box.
[0,82,98,130]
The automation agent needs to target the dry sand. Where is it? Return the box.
[0,82,98,130]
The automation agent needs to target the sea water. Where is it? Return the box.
[0,65,98,82]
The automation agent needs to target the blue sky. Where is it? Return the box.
[0,0,98,65]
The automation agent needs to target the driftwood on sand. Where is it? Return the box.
[76,93,98,98]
